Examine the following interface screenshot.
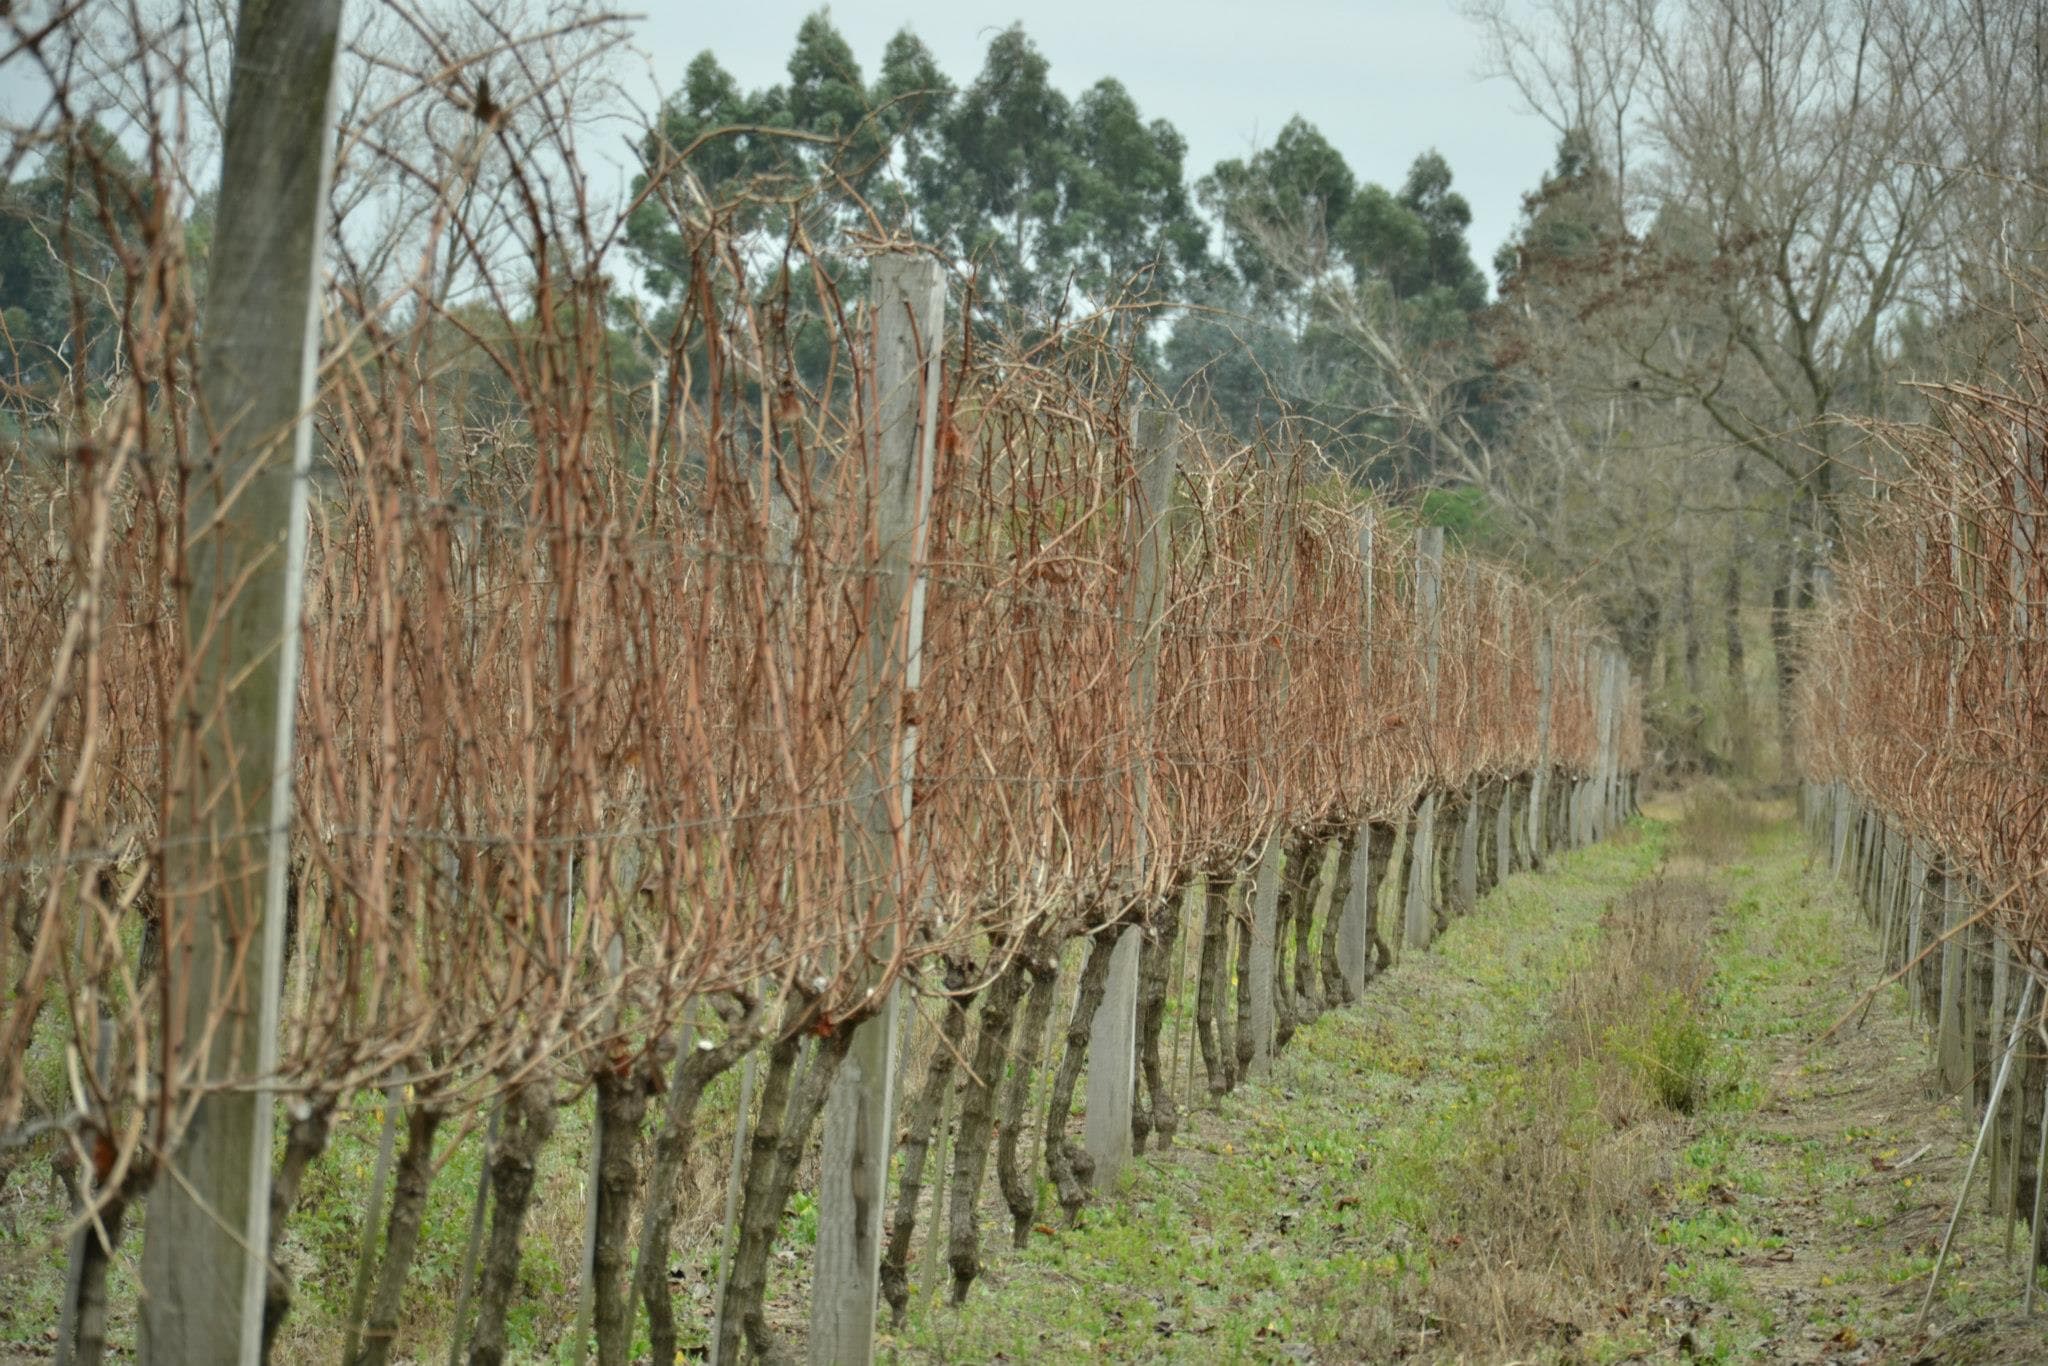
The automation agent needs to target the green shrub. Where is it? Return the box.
[1643,994,1715,1115]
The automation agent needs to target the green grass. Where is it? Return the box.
[888,825,1669,1362]
[887,801,2048,1363]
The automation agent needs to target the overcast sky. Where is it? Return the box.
[631,2,1562,290]
[0,3,1562,291]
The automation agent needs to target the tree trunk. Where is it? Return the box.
[356,1104,445,1366]
[1000,950,1060,1248]
[590,1063,656,1366]
[718,1018,852,1365]
[1045,922,1124,1226]
[258,1098,334,1360]
[1318,830,1360,1007]
[1133,890,1185,1152]
[1365,823,1397,974]
[1232,886,1256,1079]
[882,962,970,1324]
[468,1082,556,1366]
[71,1168,140,1366]
[947,945,1029,1302]
[1289,834,1325,1026]
[1196,873,1235,1096]
[1270,843,1299,1051]
[635,997,761,1366]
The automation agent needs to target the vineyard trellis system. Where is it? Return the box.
[1797,312,2048,1310]
[0,10,1646,1363]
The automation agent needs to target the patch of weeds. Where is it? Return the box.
[1667,1256,1744,1305]
[1641,990,1717,1114]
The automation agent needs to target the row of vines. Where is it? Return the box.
[1797,316,2048,1287]
[0,10,1642,1363]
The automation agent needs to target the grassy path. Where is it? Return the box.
[886,799,2048,1364]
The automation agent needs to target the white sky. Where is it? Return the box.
[631,1,1562,289]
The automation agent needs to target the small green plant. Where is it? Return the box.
[787,1189,819,1246]
[1644,994,1715,1114]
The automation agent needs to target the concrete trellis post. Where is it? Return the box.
[1247,837,1284,1075]
[1529,625,1554,864]
[1455,781,1481,912]
[1571,643,1594,847]
[1083,409,1180,1188]
[1598,650,1623,837]
[1246,476,1299,1075]
[1338,512,1375,993]
[1454,561,1481,913]
[1404,527,1445,949]
[1936,865,1970,1095]
[807,255,945,1366]
[1906,840,1929,1021]
[1492,585,1515,885]
[138,2,345,1360]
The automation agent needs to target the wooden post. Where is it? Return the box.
[1608,651,1627,832]
[1989,935,2013,1222]
[1907,840,1929,1022]
[1337,513,1375,992]
[1084,409,1180,1188]
[1601,650,1623,837]
[1573,644,1595,846]
[140,3,344,1360]
[1494,782,1513,887]
[1245,454,1299,1074]
[1830,786,1852,878]
[1878,828,1901,966]
[1247,836,1283,1075]
[1938,865,1971,1094]
[1455,781,1480,912]
[1530,625,1554,865]
[1336,825,1372,998]
[807,255,944,1366]
[1404,527,1445,949]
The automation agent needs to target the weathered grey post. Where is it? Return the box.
[139,2,343,1360]
[1246,837,1284,1076]
[1083,409,1180,1187]
[1453,561,1481,912]
[1337,512,1376,995]
[1455,781,1481,912]
[808,255,945,1365]
[1877,828,1902,965]
[1488,585,1512,885]
[1529,624,1554,865]
[1572,644,1595,846]
[1607,651,1628,832]
[1906,839,1930,1021]
[1937,865,1971,1094]
[1843,778,1859,876]
[1597,649,1622,837]
[1337,834,1371,998]
[1246,473,1299,1075]
[1404,527,1445,949]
